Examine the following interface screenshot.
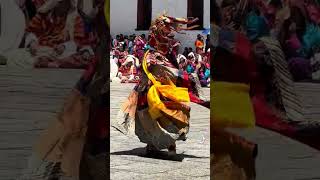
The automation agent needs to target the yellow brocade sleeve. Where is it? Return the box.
[142,51,190,121]
[212,81,255,128]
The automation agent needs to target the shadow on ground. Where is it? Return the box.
[111,147,208,162]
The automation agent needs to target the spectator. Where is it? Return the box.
[183,47,189,57]
[195,34,205,54]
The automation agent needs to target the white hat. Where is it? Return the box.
[79,46,94,55]
[188,52,195,58]
[38,0,66,13]
[177,54,187,64]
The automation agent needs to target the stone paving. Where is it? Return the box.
[1,66,320,180]
[0,67,82,180]
[110,83,211,180]
[230,127,320,180]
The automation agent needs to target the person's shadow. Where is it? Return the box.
[110,147,208,162]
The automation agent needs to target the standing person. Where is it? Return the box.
[113,14,209,155]
[195,34,205,54]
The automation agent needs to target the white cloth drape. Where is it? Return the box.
[0,0,26,53]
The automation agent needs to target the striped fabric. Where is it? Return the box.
[26,13,96,48]
[311,52,320,80]
[32,0,46,9]
[260,37,304,122]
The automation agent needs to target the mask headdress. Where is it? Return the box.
[148,13,199,55]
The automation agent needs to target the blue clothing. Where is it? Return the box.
[301,23,320,57]
[186,64,194,74]
[204,69,210,79]
[245,11,269,41]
